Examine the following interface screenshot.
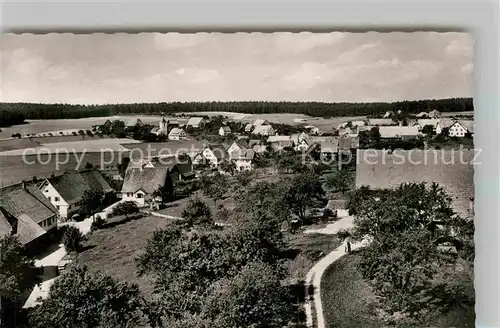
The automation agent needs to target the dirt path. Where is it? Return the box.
[304,216,369,328]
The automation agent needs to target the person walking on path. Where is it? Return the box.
[344,237,352,253]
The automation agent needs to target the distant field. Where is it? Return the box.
[0,138,41,152]
[0,152,127,186]
[0,138,141,155]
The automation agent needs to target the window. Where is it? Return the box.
[48,197,51,201]
[56,205,60,210]
[136,193,143,198]
[55,197,60,201]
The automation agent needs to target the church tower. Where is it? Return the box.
[159,113,168,132]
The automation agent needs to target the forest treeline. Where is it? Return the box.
[0,98,473,121]
[0,110,26,127]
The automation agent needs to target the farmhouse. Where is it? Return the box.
[38,170,114,220]
[252,124,275,136]
[126,117,144,128]
[186,117,206,128]
[0,181,59,251]
[355,149,474,218]
[448,121,474,138]
[229,149,255,171]
[121,167,171,207]
[337,120,366,130]
[290,134,310,152]
[428,109,442,118]
[168,128,188,141]
[219,126,231,136]
[227,139,249,154]
[245,119,272,134]
[378,126,420,140]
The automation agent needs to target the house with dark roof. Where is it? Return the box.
[227,139,249,154]
[355,149,474,218]
[126,117,144,128]
[219,126,232,136]
[0,181,59,250]
[229,148,256,171]
[38,170,113,220]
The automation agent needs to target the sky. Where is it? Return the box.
[0,32,473,104]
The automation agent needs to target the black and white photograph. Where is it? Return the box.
[1,31,475,328]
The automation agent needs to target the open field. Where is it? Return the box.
[0,152,126,186]
[77,214,175,299]
[0,138,140,155]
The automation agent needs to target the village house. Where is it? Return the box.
[227,139,249,154]
[245,119,272,134]
[168,127,188,141]
[219,126,231,136]
[428,109,442,118]
[378,126,420,140]
[249,139,267,154]
[324,198,349,218]
[0,181,59,252]
[415,111,429,118]
[355,149,474,219]
[37,170,114,220]
[318,139,339,161]
[267,135,295,151]
[186,117,206,128]
[126,117,144,129]
[229,148,255,171]
[414,119,441,132]
[252,124,275,136]
[447,121,474,138]
[193,144,229,167]
[121,156,193,207]
[383,111,396,118]
[337,120,366,130]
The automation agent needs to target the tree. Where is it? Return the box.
[204,262,294,328]
[285,172,325,222]
[234,170,255,188]
[84,161,94,169]
[79,189,103,221]
[61,226,84,253]
[28,265,150,328]
[0,236,41,328]
[324,169,352,194]
[421,124,435,136]
[110,201,139,218]
[180,198,213,228]
[152,178,173,206]
[219,160,237,176]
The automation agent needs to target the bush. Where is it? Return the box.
[110,201,139,217]
[90,215,105,231]
[336,229,351,240]
[62,226,84,252]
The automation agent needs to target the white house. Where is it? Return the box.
[194,144,229,167]
[414,119,441,132]
[252,124,275,136]
[230,149,255,171]
[38,170,113,219]
[227,139,249,154]
[121,167,170,207]
[378,126,420,139]
[448,121,474,138]
[245,119,270,133]
[168,127,188,141]
[219,126,231,136]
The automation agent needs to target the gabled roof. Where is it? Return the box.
[43,170,113,204]
[126,117,143,127]
[206,144,229,160]
[453,120,474,133]
[379,126,420,138]
[230,139,249,150]
[0,183,58,226]
[252,125,274,135]
[230,149,255,161]
[253,119,268,126]
[416,112,429,118]
[355,149,475,218]
[186,117,205,127]
[121,167,170,194]
[0,209,14,238]
[168,128,186,136]
[220,126,231,133]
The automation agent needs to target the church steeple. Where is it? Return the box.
[159,112,167,131]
